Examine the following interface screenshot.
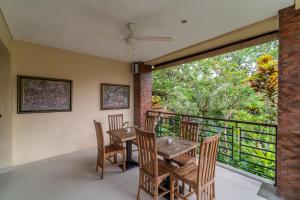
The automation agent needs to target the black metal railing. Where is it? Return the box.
[147,110,277,182]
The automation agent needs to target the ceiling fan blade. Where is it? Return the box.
[93,32,126,39]
[135,36,173,42]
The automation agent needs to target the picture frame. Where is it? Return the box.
[17,75,72,114]
[100,83,130,110]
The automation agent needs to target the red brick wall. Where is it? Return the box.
[278,6,300,200]
[134,63,152,128]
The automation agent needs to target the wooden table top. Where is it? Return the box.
[106,128,136,142]
[157,137,199,159]
[107,129,199,159]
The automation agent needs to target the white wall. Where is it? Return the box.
[11,41,133,165]
[0,41,12,168]
[0,10,13,169]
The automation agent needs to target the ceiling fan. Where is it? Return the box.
[124,23,173,46]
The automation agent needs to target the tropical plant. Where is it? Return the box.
[249,54,278,107]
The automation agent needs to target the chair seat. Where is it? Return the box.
[131,138,138,146]
[170,154,196,166]
[158,159,175,178]
[142,159,176,180]
[173,163,198,187]
[104,144,125,157]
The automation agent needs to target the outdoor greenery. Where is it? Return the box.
[152,40,278,180]
[153,41,278,124]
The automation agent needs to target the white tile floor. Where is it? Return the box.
[0,148,265,200]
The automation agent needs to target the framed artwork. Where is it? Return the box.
[17,75,72,114]
[101,83,130,110]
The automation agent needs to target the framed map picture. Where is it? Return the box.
[101,83,130,110]
[17,75,72,114]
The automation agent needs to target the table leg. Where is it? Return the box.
[123,140,139,170]
[161,159,183,200]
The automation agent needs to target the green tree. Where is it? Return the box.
[153,40,278,123]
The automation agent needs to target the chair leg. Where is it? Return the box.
[170,175,175,200]
[182,181,185,195]
[153,184,158,200]
[212,183,215,200]
[96,154,99,172]
[122,152,126,172]
[114,154,118,164]
[137,176,141,200]
[196,189,202,200]
[101,165,104,180]
[137,187,141,200]
[196,192,199,200]
[176,180,179,195]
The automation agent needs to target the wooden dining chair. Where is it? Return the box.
[108,114,124,163]
[136,128,174,200]
[132,115,156,146]
[170,134,220,200]
[144,115,156,132]
[170,121,199,194]
[94,120,126,180]
[171,121,199,166]
[108,114,124,131]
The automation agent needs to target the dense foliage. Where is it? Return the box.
[152,41,279,180]
[153,41,278,124]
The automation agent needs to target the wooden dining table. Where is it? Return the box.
[107,127,138,170]
[157,137,199,160]
[107,127,199,171]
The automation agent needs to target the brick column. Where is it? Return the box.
[278,6,300,200]
[134,63,152,128]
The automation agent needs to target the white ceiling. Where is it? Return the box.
[0,0,294,63]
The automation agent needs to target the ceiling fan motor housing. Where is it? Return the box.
[125,36,136,45]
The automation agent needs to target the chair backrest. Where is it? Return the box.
[197,134,220,187]
[179,121,199,157]
[136,128,158,178]
[94,120,105,153]
[108,114,123,130]
[144,115,156,132]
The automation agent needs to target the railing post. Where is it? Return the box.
[236,125,241,162]
[231,123,240,164]
[156,112,162,137]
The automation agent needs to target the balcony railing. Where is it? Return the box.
[147,110,277,183]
